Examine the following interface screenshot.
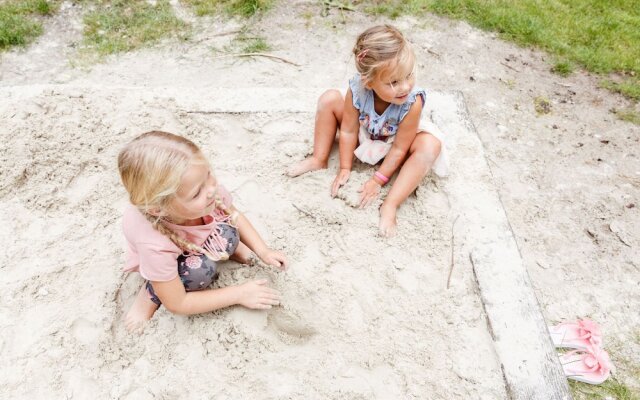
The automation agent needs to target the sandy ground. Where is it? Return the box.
[1,0,639,398]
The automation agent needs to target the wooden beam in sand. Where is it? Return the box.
[431,91,572,400]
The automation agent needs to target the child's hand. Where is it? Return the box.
[358,178,381,208]
[257,248,288,270]
[238,279,281,310]
[331,168,351,197]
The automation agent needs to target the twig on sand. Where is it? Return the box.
[554,81,573,88]
[425,48,441,58]
[500,61,520,73]
[292,203,315,219]
[213,53,301,66]
[447,215,460,289]
[192,30,242,43]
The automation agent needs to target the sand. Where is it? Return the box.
[0,88,504,398]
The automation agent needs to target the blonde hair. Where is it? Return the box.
[353,24,416,85]
[118,131,233,261]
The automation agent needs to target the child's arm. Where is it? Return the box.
[233,207,288,269]
[151,277,281,314]
[358,97,423,208]
[379,97,422,176]
[331,88,360,197]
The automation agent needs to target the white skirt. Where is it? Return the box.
[353,113,449,177]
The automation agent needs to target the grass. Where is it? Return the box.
[82,0,188,56]
[359,0,640,102]
[611,108,640,125]
[567,338,640,400]
[221,29,271,54]
[0,0,57,50]
[569,378,640,400]
[240,36,270,52]
[552,61,573,78]
[182,0,272,17]
[601,78,640,101]
[534,96,551,115]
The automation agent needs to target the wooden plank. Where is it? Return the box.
[430,91,572,400]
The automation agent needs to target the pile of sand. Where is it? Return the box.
[0,88,504,398]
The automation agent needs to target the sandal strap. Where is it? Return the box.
[562,345,614,376]
[557,318,603,345]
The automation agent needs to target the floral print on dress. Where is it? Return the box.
[359,113,370,129]
[145,223,240,306]
[380,121,397,137]
[184,255,203,269]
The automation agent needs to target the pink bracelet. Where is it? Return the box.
[374,171,389,185]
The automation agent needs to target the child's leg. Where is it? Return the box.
[379,133,441,237]
[124,283,160,333]
[286,89,344,177]
[230,241,252,264]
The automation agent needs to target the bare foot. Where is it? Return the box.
[379,204,398,238]
[286,156,327,177]
[124,285,159,334]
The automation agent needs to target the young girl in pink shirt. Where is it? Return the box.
[118,131,287,332]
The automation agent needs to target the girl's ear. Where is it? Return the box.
[362,77,372,89]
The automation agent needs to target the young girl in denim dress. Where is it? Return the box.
[118,131,287,332]
[288,24,449,237]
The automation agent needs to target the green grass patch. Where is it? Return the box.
[240,36,270,52]
[182,0,272,17]
[231,30,271,52]
[601,78,640,101]
[552,61,573,77]
[82,0,188,56]
[0,0,57,50]
[360,0,640,100]
[569,378,640,400]
[611,108,640,125]
[534,96,551,115]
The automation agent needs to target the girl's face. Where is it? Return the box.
[166,162,219,225]
[366,60,416,105]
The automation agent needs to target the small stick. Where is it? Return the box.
[190,30,243,44]
[292,203,315,219]
[554,81,572,88]
[500,61,520,73]
[214,29,242,37]
[426,48,441,58]
[446,215,460,289]
[213,53,301,66]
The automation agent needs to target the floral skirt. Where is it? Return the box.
[146,224,239,305]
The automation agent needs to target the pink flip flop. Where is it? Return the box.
[548,318,603,350]
[560,345,615,385]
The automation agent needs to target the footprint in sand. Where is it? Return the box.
[71,317,103,347]
[267,308,317,345]
[64,161,105,205]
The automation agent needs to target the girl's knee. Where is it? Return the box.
[317,89,343,112]
[412,134,441,165]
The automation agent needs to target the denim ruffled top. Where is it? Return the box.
[349,73,426,141]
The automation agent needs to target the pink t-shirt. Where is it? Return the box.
[122,186,233,282]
